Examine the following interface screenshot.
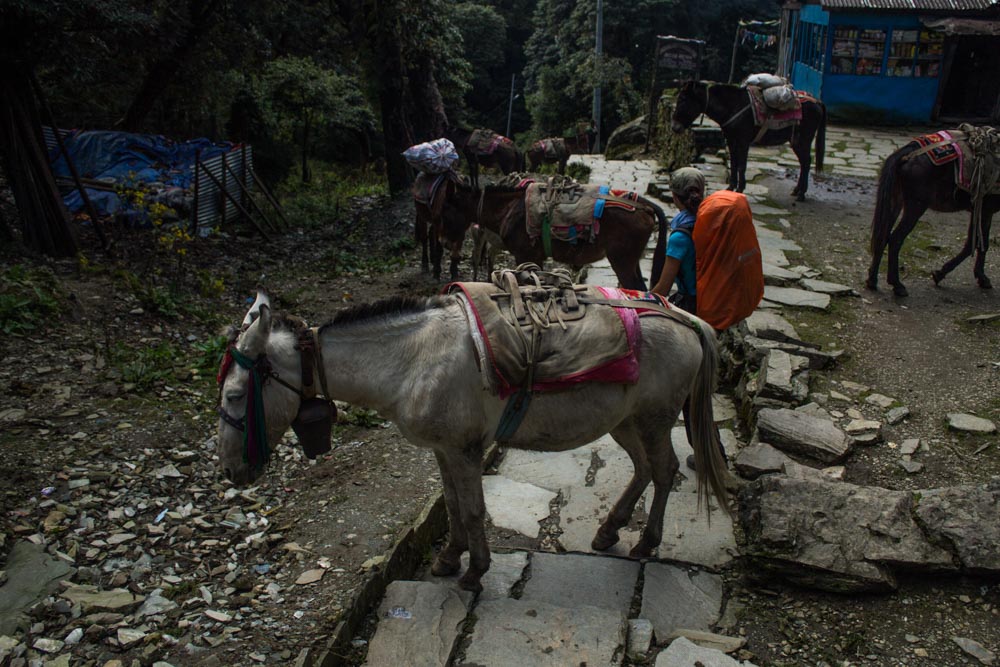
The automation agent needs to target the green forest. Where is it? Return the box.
[0,0,778,254]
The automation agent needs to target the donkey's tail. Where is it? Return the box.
[688,317,732,518]
[645,198,668,289]
[815,102,827,173]
[870,143,912,256]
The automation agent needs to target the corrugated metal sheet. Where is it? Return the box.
[194,146,254,233]
[821,0,996,10]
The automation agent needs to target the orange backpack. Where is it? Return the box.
[688,191,764,330]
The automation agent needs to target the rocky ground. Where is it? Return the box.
[1,123,999,667]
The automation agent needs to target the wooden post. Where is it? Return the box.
[644,41,661,153]
[221,159,278,233]
[250,169,291,229]
[196,157,270,240]
[192,148,200,235]
[28,71,109,249]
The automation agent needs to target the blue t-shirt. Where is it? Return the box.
[666,210,697,296]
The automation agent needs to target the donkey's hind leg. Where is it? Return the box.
[931,213,977,287]
[886,201,927,297]
[592,421,652,551]
[972,213,994,289]
[630,421,680,558]
[430,451,468,577]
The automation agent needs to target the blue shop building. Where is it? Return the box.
[777,0,1000,123]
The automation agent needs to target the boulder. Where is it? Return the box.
[755,408,851,463]
[734,443,793,479]
[605,116,647,158]
[911,479,1000,572]
[739,477,957,593]
[742,336,842,370]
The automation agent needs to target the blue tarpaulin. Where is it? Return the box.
[48,130,234,219]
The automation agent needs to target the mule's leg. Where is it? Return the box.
[591,421,652,551]
[790,135,812,202]
[430,234,444,281]
[886,201,928,297]
[631,424,681,558]
[932,213,976,287]
[736,143,749,193]
[972,213,994,289]
[431,451,467,576]
[449,244,462,281]
[866,199,903,291]
[558,158,567,176]
[442,444,490,593]
[725,140,740,190]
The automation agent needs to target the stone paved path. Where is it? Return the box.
[358,125,923,666]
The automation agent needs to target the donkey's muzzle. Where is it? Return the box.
[291,398,336,459]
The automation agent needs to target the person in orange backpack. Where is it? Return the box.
[652,167,764,471]
[651,167,705,313]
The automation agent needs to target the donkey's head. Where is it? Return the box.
[216,291,304,486]
[672,80,708,133]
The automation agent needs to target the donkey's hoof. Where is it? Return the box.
[978,277,993,289]
[892,283,909,297]
[864,278,878,291]
[628,543,655,559]
[431,556,461,577]
[796,192,806,202]
[457,571,484,594]
[591,529,620,551]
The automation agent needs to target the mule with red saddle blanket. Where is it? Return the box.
[671,80,827,201]
[867,127,1000,297]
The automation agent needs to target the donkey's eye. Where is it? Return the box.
[225,392,246,402]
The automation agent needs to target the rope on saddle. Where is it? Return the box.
[960,124,1000,252]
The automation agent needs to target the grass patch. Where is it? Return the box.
[108,341,186,391]
[566,162,591,183]
[0,265,63,335]
[278,162,388,229]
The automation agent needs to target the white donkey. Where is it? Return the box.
[217,291,730,592]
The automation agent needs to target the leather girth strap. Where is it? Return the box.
[296,327,332,400]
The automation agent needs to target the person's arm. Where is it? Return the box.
[652,256,681,297]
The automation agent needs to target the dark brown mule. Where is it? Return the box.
[414,172,468,280]
[443,181,667,290]
[672,81,827,201]
[527,137,584,174]
[867,140,999,297]
[445,126,524,189]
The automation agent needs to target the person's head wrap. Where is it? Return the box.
[670,167,706,198]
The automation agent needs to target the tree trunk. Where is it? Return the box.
[406,54,449,143]
[368,0,414,194]
[121,0,224,132]
[0,68,76,256]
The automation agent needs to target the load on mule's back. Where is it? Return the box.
[445,125,524,188]
[867,124,1000,297]
[671,77,826,201]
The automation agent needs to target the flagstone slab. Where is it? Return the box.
[483,476,556,539]
[800,278,857,296]
[947,413,997,434]
[422,551,529,604]
[742,311,800,342]
[463,597,626,667]
[0,541,74,635]
[364,581,466,667]
[656,637,759,667]
[497,448,590,493]
[734,443,794,479]
[641,564,723,638]
[763,286,830,310]
[647,485,736,568]
[763,263,803,286]
[756,408,851,463]
[521,552,639,616]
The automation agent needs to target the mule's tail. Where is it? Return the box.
[645,198,668,289]
[870,143,912,256]
[815,102,827,173]
[688,317,732,517]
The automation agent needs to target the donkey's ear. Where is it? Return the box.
[241,290,271,330]
[240,303,272,358]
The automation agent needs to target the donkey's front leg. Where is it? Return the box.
[631,428,680,558]
[431,451,467,577]
[445,444,490,593]
[973,214,994,289]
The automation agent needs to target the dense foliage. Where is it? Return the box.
[0,0,777,226]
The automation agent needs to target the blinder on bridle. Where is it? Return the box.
[217,324,336,462]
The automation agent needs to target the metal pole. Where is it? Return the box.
[505,74,515,138]
[592,0,603,153]
[728,21,742,83]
